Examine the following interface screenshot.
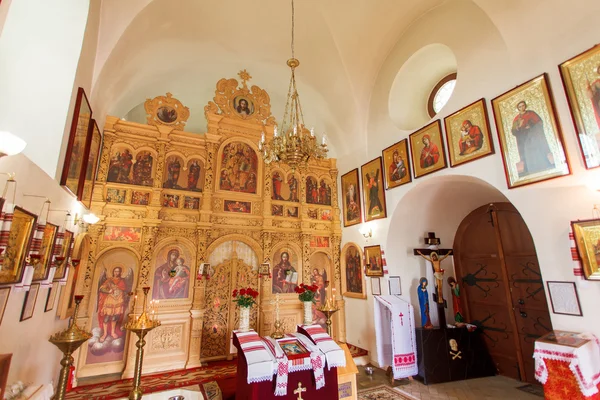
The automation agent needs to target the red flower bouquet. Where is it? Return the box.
[233,287,259,308]
[294,283,319,303]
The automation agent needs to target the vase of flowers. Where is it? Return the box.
[295,283,319,325]
[233,287,259,332]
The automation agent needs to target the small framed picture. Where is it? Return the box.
[364,245,384,277]
[0,287,10,326]
[278,338,310,360]
[360,157,387,222]
[491,74,571,188]
[559,44,600,169]
[388,276,401,295]
[571,219,600,280]
[45,282,59,312]
[382,139,412,189]
[409,120,448,178]
[20,283,40,322]
[444,98,495,167]
[547,281,582,316]
[259,262,270,277]
[342,244,366,299]
[341,169,362,227]
[371,278,381,296]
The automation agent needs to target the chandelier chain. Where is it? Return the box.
[291,0,295,59]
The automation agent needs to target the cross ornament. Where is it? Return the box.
[294,381,307,400]
[270,293,282,321]
[399,312,404,326]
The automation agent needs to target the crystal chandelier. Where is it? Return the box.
[258,0,328,171]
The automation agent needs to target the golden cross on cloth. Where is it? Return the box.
[293,381,307,400]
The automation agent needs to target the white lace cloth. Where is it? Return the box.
[374,295,418,379]
[234,330,274,384]
[534,333,600,397]
[298,325,346,369]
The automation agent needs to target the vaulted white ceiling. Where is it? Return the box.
[90,0,449,157]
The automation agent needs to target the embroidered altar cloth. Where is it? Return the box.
[534,331,600,398]
[374,295,418,379]
[298,324,346,369]
[234,330,274,384]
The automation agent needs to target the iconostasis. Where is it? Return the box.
[71,71,344,380]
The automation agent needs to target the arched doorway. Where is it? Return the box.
[453,202,552,383]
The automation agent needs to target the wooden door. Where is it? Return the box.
[453,202,552,383]
[200,251,259,361]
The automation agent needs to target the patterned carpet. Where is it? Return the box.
[65,360,236,400]
[347,343,369,358]
[358,385,413,399]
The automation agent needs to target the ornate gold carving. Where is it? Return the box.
[97,134,116,183]
[103,208,147,220]
[204,70,276,126]
[144,93,190,130]
[272,220,301,229]
[156,227,197,244]
[150,325,183,351]
[139,226,158,286]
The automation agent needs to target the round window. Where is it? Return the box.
[427,73,457,118]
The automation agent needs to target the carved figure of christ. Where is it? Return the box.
[415,250,452,305]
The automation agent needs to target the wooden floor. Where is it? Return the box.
[356,365,542,400]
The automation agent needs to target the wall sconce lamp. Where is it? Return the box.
[360,226,373,241]
[74,213,100,231]
[0,131,27,158]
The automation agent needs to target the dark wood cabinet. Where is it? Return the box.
[415,327,495,385]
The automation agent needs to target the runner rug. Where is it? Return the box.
[65,360,236,400]
[358,385,414,400]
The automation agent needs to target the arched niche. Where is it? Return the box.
[79,247,139,377]
[385,174,509,325]
[216,139,260,195]
[151,238,196,302]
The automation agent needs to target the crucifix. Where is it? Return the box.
[293,381,307,400]
[270,293,285,339]
[413,232,453,328]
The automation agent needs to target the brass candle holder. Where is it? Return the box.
[317,297,339,337]
[49,295,91,400]
[124,286,161,400]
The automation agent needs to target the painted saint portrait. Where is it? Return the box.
[559,45,600,169]
[162,194,180,208]
[157,106,178,123]
[234,96,254,116]
[309,252,331,328]
[492,74,570,188]
[271,249,299,294]
[132,151,154,186]
[382,139,411,189]
[153,245,193,300]
[306,177,332,205]
[184,196,200,210]
[342,244,365,299]
[86,250,136,366]
[409,120,448,178]
[131,191,150,205]
[162,156,204,192]
[32,222,59,282]
[360,157,387,222]
[444,99,494,167]
[219,142,258,194]
[106,188,127,204]
[0,207,36,284]
[364,245,384,277]
[61,88,91,198]
[341,169,362,227]
[287,207,299,218]
[272,204,284,216]
[272,171,299,202]
[107,148,134,184]
[310,236,330,248]
[54,230,73,280]
[224,200,251,213]
[103,227,142,242]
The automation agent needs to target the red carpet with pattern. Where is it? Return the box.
[65,360,236,400]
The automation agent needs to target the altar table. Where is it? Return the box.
[534,330,600,399]
[232,329,340,400]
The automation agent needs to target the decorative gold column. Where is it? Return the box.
[49,296,91,400]
[187,228,209,367]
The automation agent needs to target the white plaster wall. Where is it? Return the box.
[0,0,90,179]
[0,154,86,387]
[340,0,600,365]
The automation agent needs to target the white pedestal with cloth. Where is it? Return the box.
[374,295,418,379]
